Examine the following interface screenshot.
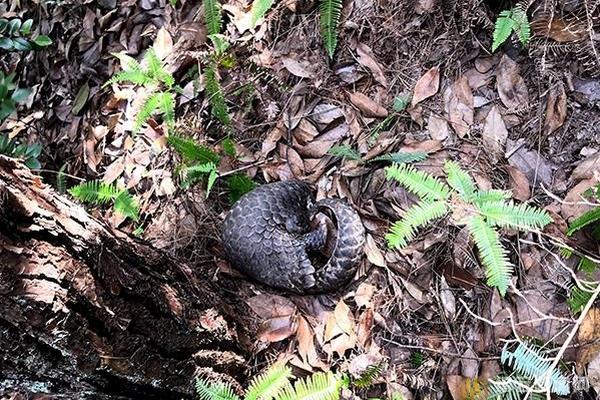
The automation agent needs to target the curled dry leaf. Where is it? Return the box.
[349,92,388,118]
[356,307,374,349]
[544,83,567,135]
[446,375,485,400]
[444,76,473,138]
[246,294,298,343]
[577,308,600,371]
[572,152,600,181]
[506,139,554,188]
[356,43,388,88]
[482,106,508,162]
[153,27,173,60]
[282,57,315,79]
[496,55,529,110]
[311,103,344,125]
[296,316,322,368]
[323,300,357,356]
[354,283,376,308]
[506,165,530,201]
[411,66,440,106]
[261,122,285,156]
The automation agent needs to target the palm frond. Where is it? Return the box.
[244,363,292,400]
[477,201,552,231]
[251,0,275,27]
[566,207,600,236]
[204,61,230,125]
[386,201,448,249]
[319,0,343,58]
[275,372,343,400]
[204,0,223,35]
[443,160,476,200]
[467,215,512,296]
[386,163,450,202]
[500,342,570,396]
[167,135,220,165]
[196,378,240,400]
[69,180,120,205]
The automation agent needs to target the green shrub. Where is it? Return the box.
[0,17,52,51]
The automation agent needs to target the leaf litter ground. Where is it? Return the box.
[1,0,600,398]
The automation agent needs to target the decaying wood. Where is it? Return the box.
[0,156,252,399]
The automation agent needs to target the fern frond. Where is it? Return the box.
[144,48,174,87]
[69,180,120,205]
[204,61,230,125]
[134,91,161,132]
[114,190,139,221]
[156,91,176,126]
[327,145,362,162]
[477,201,552,231]
[104,69,150,87]
[386,163,450,201]
[578,256,598,275]
[492,10,515,52]
[275,372,342,400]
[167,135,220,165]
[204,0,223,35]
[319,0,343,58]
[443,160,476,200]
[181,162,218,195]
[500,342,570,396]
[512,6,530,46]
[227,173,257,204]
[196,378,240,400]
[566,207,600,236]
[386,201,448,249]
[568,282,597,314]
[471,189,511,205]
[466,215,512,296]
[251,0,275,27]
[369,151,427,164]
[487,375,544,400]
[353,364,383,388]
[245,363,293,400]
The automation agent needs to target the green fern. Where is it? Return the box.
[386,201,448,249]
[467,215,512,296]
[500,342,570,396]
[327,145,362,162]
[567,207,600,236]
[319,0,343,58]
[204,61,230,125]
[476,201,552,231]
[204,0,223,35]
[245,363,292,400]
[487,375,544,400]
[251,0,275,27]
[385,163,450,202]
[444,160,476,200]
[568,282,597,314]
[471,189,511,205]
[196,379,240,400]
[181,162,218,195]
[275,372,343,400]
[492,6,531,52]
[167,135,220,165]
[369,151,427,164]
[227,173,257,204]
[69,180,139,221]
[353,364,383,388]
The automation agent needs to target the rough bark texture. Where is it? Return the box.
[0,156,251,399]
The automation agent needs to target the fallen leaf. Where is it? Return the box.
[247,294,298,343]
[577,308,600,371]
[543,83,567,135]
[261,122,285,156]
[506,165,530,201]
[297,316,322,368]
[356,43,388,88]
[439,276,456,320]
[411,66,440,106]
[354,283,376,308]
[531,15,587,43]
[103,157,125,184]
[496,55,529,110]
[356,307,374,349]
[572,152,600,181]
[446,375,485,400]
[153,27,173,60]
[482,106,508,162]
[349,92,388,118]
[311,103,344,125]
[561,178,598,222]
[282,57,315,78]
[72,82,90,115]
[323,300,357,356]
[506,139,554,188]
[364,234,386,267]
[444,76,473,138]
[428,113,450,140]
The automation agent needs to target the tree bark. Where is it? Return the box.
[0,156,252,399]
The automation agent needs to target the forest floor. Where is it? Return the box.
[1,0,600,399]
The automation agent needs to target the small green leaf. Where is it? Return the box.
[492,10,514,52]
[25,143,42,158]
[8,19,22,36]
[222,137,236,157]
[12,37,31,51]
[227,173,256,204]
[0,100,16,121]
[11,88,31,104]
[0,37,14,50]
[392,95,410,112]
[20,19,33,36]
[72,82,90,115]
[24,157,41,169]
[32,35,52,47]
[208,33,230,55]
[327,145,363,162]
[0,19,8,33]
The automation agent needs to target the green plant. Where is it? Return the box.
[566,184,600,237]
[320,0,343,58]
[0,133,42,169]
[487,342,570,398]
[327,145,427,165]
[492,5,531,52]
[0,72,31,122]
[369,94,411,144]
[69,180,139,221]
[353,364,383,389]
[386,161,551,295]
[227,173,257,204]
[195,362,346,400]
[104,49,177,133]
[251,0,275,27]
[0,17,52,51]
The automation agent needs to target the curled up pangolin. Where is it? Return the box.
[221,180,365,294]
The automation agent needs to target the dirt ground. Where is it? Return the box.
[1,0,600,399]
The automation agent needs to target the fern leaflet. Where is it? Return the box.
[327,145,362,162]
[251,0,275,27]
[105,69,149,87]
[167,135,220,165]
[386,163,450,201]
[319,0,343,58]
[245,363,292,400]
[134,91,161,132]
[204,61,230,125]
[204,0,223,35]
[275,372,342,400]
[69,180,120,205]
[228,173,257,204]
[114,190,140,221]
[568,282,597,314]
[471,189,511,205]
[467,215,512,296]
[477,201,552,231]
[487,375,544,400]
[492,10,514,52]
[566,207,600,236]
[196,378,240,400]
[353,364,383,388]
[369,151,427,164]
[444,160,476,200]
[386,201,448,249]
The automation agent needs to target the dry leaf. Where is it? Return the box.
[543,83,567,135]
[428,114,450,141]
[153,27,173,60]
[531,15,587,43]
[297,316,322,367]
[411,66,440,106]
[103,157,125,184]
[323,300,357,356]
[572,152,600,181]
[506,139,554,188]
[577,308,600,370]
[349,92,388,118]
[446,375,485,400]
[506,165,530,201]
[482,106,508,162]
[444,76,473,138]
[282,57,315,78]
[561,178,598,222]
[247,294,298,343]
[356,307,374,349]
[356,43,388,88]
[311,104,344,125]
[496,55,529,110]
[354,283,376,308]
[364,234,386,267]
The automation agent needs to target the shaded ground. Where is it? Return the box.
[1,0,600,399]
